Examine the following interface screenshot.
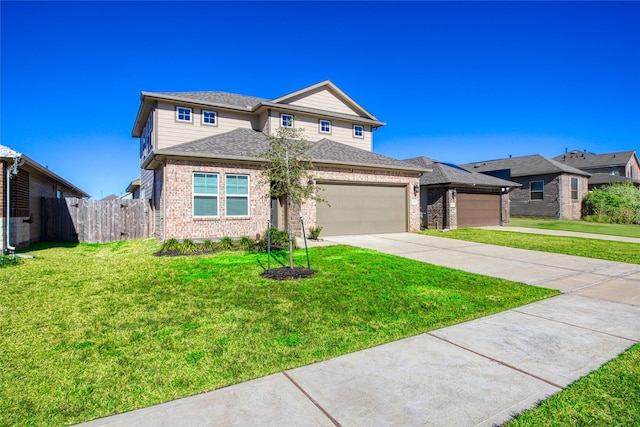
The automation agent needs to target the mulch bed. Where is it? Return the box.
[261,267,316,280]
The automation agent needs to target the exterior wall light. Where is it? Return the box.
[413,184,420,195]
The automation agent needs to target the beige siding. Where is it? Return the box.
[267,111,372,151]
[284,87,361,116]
[155,102,255,150]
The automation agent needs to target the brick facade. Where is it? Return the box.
[558,174,589,220]
[158,160,421,240]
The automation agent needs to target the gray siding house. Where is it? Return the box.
[553,150,640,190]
[461,155,590,220]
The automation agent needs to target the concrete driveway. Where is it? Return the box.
[79,233,639,427]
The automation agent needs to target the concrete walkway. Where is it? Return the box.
[480,225,640,244]
[79,233,639,427]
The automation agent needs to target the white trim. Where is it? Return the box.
[225,174,250,217]
[530,180,544,200]
[319,119,331,134]
[353,124,364,138]
[176,106,193,123]
[202,110,217,126]
[193,172,219,217]
[281,113,293,128]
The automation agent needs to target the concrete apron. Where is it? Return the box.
[78,233,639,427]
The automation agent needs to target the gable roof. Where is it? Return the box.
[404,156,520,188]
[553,150,638,169]
[151,128,426,173]
[132,81,385,137]
[461,154,591,178]
[0,144,89,198]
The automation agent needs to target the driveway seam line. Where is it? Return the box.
[282,371,341,427]
[511,309,639,343]
[426,332,564,389]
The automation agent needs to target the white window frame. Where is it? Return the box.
[570,177,579,200]
[225,174,250,217]
[353,124,364,138]
[193,173,219,218]
[176,106,192,123]
[530,180,544,200]
[202,110,217,126]
[281,113,293,128]
[319,120,331,134]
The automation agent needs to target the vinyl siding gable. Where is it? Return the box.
[281,87,362,116]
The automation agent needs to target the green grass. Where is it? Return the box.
[510,217,640,239]
[505,343,640,426]
[0,240,557,426]
[421,229,640,264]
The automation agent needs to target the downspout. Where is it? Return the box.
[5,155,24,253]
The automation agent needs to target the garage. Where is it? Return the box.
[316,183,408,235]
[456,193,501,227]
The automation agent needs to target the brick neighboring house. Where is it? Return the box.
[461,154,590,220]
[404,156,520,229]
[553,150,640,190]
[131,81,426,240]
[1,144,89,252]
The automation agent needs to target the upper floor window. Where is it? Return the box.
[319,120,331,134]
[177,106,192,122]
[281,114,293,128]
[530,180,544,200]
[202,110,217,126]
[193,173,218,217]
[226,174,249,216]
[353,125,364,138]
[571,177,579,200]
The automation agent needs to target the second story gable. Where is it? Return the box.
[131,81,385,165]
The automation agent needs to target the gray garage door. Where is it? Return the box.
[316,183,407,236]
[457,193,501,227]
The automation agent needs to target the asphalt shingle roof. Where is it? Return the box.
[553,150,637,169]
[461,154,591,177]
[149,91,267,110]
[158,129,425,172]
[404,156,520,187]
[588,173,640,186]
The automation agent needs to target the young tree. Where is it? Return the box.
[259,127,322,268]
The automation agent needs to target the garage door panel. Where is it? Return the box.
[457,193,501,227]
[317,184,407,236]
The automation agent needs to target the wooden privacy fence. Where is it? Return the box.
[41,197,151,243]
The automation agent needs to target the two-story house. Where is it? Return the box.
[553,150,640,190]
[131,81,425,240]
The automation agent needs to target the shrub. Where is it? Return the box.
[583,182,640,224]
[160,238,181,253]
[0,255,21,268]
[258,228,294,250]
[308,226,323,240]
[179,239,198,254]
[238,236,255,250]
[202,239,218,251]
[219,237,234,250]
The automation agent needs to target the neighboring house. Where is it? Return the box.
[1,144,89,252]
[461,154,590,219]
[553,150,640,190]
[131,81,426,239]
[404,157,520,229]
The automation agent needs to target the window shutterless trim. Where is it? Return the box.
[319,119,331,134]
[176,106,193,123]
[353,124,364,138]
[202,110,217,126]
[193,172,219,217]
[530,180,544,200]
[225,174,250,217]
[281,113,293,128]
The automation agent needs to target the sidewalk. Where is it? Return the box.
[479,225,640,244]
[78,233,639,427]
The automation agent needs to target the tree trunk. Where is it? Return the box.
[287,193,294,268]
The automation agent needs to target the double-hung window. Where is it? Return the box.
[281,114,293,128]
[177,106,192,122]
[226,175,249,216]
[571,177,579,200]
[193,173,218,217]
[202,110,217,125]
[530,180,544,200]
[353,125,364,138]
[319,120,331,134]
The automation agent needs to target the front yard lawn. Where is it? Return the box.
[510,217,640,239]
[421,229,640,264]
[0,240,557,426]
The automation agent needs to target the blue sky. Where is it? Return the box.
[2,1,638,199]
